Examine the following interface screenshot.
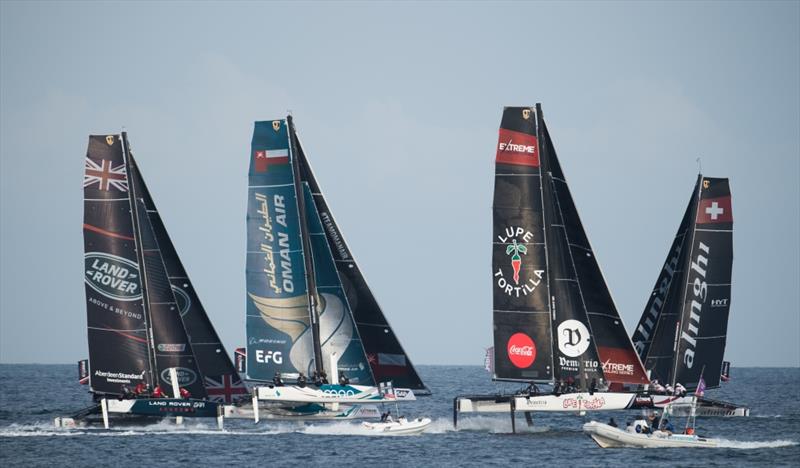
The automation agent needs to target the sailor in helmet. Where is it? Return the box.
[675,382,687,397]
[651,379,665,394]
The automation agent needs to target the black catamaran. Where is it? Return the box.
[631,176,747,416]
[243,117,426,419]
[59,133,245,428]
[455,105,649,429]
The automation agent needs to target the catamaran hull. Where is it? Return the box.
[223,403,381,420]
[255,384,415,404]
[54,398,222,428]
[583,421,718,448]
[456,392,637,415]
[643,395,749,417]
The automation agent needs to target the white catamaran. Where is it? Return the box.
[454,105,652,431]
[229,116,427,421]
[629,175,748,417]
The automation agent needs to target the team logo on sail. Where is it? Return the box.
[84,252,142,301]
[171,284,191,317]
[522,108,531,120]
[272,120,281,131]
[106,135,114,145]
[494,227,544,297]
[160,367,198,387]
[681,241,710,368]
[557,319,590,357]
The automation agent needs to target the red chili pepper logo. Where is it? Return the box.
[505,239,527,285]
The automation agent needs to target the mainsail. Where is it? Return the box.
[245,117,428,392]
[632,176,733,390]
[295,135,430,394]
[492,105,648,387]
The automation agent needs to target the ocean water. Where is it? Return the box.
[0,365,797,467]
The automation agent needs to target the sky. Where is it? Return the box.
[1,1,798,367]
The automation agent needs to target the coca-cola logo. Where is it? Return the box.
[507,332,536,368]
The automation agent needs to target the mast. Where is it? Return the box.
[122,131,158,388]
[287,115,324,376]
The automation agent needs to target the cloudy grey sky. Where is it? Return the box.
[1,1,798,367]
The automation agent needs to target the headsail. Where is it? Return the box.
[128,157,247,403]
[83,135,150,395]
[633,176,733,390]
[540,116,648,386]
[491,106,648,387]
[295,135,429,393]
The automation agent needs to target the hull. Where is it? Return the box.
[583,421,718,448]
[362,417,432,435]
[255,384,415,404]
[55,398,221,428]
[648,395,750,417]
[456,392,637,414]
[223,402,381,420]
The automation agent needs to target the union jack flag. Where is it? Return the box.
[204,374,249,403]
[84,158,128,192]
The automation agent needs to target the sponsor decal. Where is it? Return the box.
[557,319,590,358]
[272,120,281,131]
[255,349,283,364]
[563,395,606,410]
[84,252,142,301]
[495,128,539,167]
[253,149,289,172]
[494,227,544,297]
[681,241,710,368]
[106,135,115,145]
[157,343,186,352]
[171,284,191,317]
[634,238,683,354]
[94,369,145,385]
[160,367,198,387]
[253,192,295,294]
[597,347,645,381]
[711,298,728,308]
[697,196,732,224]
[507,332,536,368]
[84,158,128,192]
[522,108,532,120]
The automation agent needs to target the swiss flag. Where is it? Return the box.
[697,196,732,224]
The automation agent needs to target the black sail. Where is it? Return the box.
[295,136,430,393]
[492,107,553,382]
[632,180,696,384]
[541,117,648,386]
[83,134,152,395]
[673,177,733,389]
[127,149,207,399]
[129,157,248,403]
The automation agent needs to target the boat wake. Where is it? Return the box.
[0,421,277,438]
[716,439,798,449]
[449,416,549,434]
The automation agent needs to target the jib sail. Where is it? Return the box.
[83,134,152,395]
[492,105,648,386]
[129,156,247,403]
[633,176,733,390]
[126,138,206,398]
[540,115,648,386]
[295,136,429,393]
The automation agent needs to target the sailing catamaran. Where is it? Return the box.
[239,116,426,420]
[56,133,246,428]
[454,105,650,431]
[630,175,748,417]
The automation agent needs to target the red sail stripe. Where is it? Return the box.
[114,331,148,343]
[83,223,134,241]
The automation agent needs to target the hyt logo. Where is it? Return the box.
[84,252,142,301]
[557,320,590,357]
[255,350,283,364]
[160,367,197,387]
[711,298,728,308]
[507,332,536,368]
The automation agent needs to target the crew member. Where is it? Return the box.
[152,385,165,398]
[320,371,329,384]
[273,372,284,386]
[133,381,148,397]
[675,383,687,397]
[179,387,191,399]
[608,417,618,428]
[339,373,350,386]
[297,372,307,387]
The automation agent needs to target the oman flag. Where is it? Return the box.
[254,149,289,172]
